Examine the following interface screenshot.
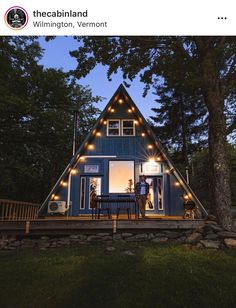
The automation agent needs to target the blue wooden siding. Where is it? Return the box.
[44,86,187,217]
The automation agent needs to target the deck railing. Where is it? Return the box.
[0,199,40,221]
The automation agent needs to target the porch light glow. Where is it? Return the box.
[148,157,155,163]
[147,144,153,149]
[128,109,132,113]
[134,120,138,124]
[157,157,161,161]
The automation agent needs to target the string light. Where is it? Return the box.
[79,156,85,161]
[88,144,94,150]
[184,194,189,200]
[147,144,153,149]
[128,109,132,113]
[175,182,180,187]
[118,98,123,104]
[165,169,170,174]
[71,169,77,175]
[110,108,115,113]
[103,120,107,125]
[148,157,155,163]
[141,133,145,137]
[61,181,67,187]
[134,120,138,124]
[157,157,161,161]
[96,132,101,137]
[54,195,59,200]
[132,107,135,111]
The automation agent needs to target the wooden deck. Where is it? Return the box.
[0,218,205,235]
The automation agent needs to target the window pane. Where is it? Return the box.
[123,120,134,128]
[109,121,119,129]
[109,161,134,193]
[80,177,86,209]
[108,129,119,136]
[145,178,154,211]
[123,128,134,135]
[89,177,101,208]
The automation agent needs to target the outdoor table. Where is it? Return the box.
[92,195,137,219]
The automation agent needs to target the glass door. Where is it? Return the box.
[145,177,164,215]
[79,176,102,214]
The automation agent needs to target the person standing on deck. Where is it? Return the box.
[135,175,150,218]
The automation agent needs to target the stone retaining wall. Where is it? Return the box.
[1,217,236,250]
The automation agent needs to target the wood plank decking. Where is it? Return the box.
[0,218,205,235]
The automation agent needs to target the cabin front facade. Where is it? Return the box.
[39,84,206,218]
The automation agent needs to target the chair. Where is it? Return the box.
[97,195,111,219]
[116,195,131,220]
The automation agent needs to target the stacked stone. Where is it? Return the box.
[1,216,236,250]
[185,216,236,249]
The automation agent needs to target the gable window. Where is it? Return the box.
[122,120,135,136]
[107,120,120,136]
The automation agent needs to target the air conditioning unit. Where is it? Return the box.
[48,201,68,214]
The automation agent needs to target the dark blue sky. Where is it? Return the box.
[38,37,156,119]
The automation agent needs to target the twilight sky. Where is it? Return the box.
[38,36,157,119]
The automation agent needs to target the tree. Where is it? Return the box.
[70,36,236,230]
[0,37,101,202]
[150,83,208,167]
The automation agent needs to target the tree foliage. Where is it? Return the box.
[0,37,101,202]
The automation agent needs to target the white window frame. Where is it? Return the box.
[121,119,135,136]
[107,119,121,136]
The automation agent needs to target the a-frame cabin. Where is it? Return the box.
[39,84,207,218]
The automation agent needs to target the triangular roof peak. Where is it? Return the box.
[39,84,207,216]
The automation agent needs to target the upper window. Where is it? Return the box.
[122,120,135,136]
[107,120,120,136]
[107,119,135,136]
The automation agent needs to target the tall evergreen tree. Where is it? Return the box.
[150,83,208,167]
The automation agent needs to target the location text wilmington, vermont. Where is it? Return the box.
[33,21,108,28]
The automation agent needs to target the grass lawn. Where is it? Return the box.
[0,243,236,308]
